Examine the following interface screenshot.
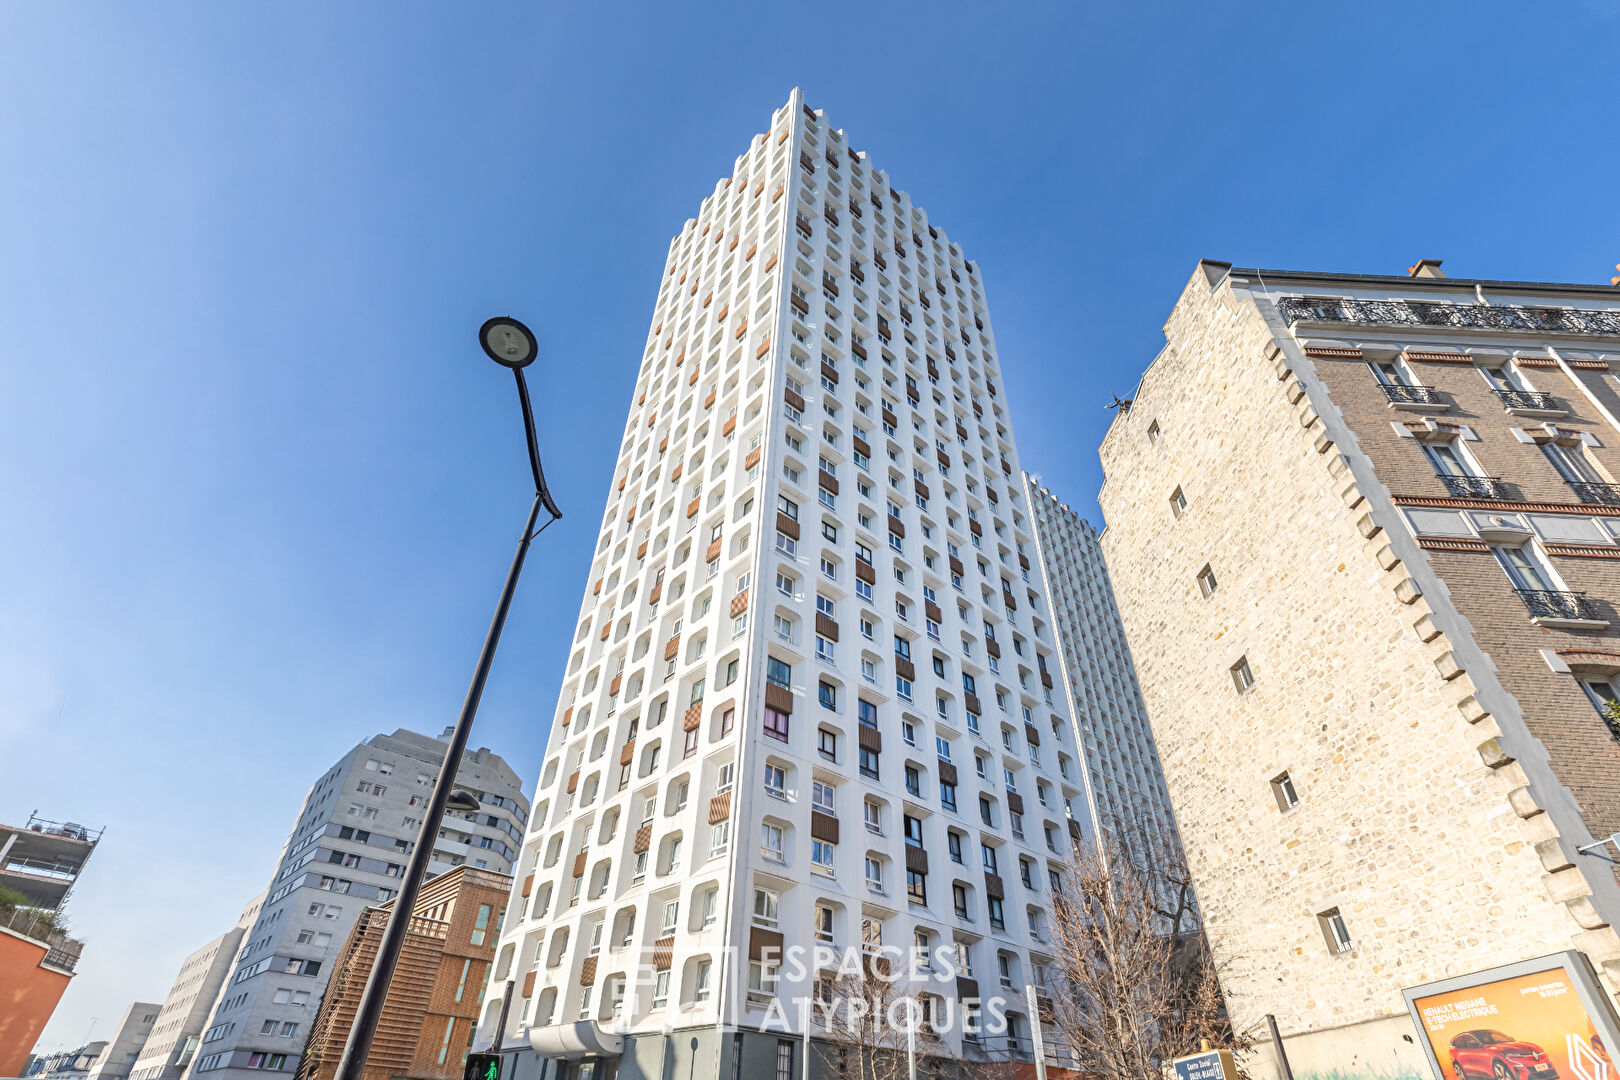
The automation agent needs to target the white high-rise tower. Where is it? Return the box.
[484,90,1095,1080]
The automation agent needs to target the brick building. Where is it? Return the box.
[1097,260,1620,1080]
[296,866,512,1080]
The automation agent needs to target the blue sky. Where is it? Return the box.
[5,0,1619,1051]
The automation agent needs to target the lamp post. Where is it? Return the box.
[332,316,562,1080]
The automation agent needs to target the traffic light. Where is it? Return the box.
[464,1054,501,1080]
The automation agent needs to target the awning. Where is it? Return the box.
[527,1021,623,1060]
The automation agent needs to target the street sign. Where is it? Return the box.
[464,1053,501,1080]
[1172,1049,1238,1080]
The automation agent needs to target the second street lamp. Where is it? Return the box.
[331,316,561,1080]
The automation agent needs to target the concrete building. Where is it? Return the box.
[84,1004,162,1080]
[1097,260,1620,1080]
[1021,476,1182,861]
[481,89,1096,1080]
[0,814,102,1079]
[131,894,263,1080]
[296,866,513,1080]
[186,728,529,1080]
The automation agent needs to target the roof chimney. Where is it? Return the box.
[1408,259,1446,279]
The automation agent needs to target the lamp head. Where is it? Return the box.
[480,316,537,370]
[445,790,483,814]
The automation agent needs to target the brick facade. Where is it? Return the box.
[295,867,511,1080]
[1098,262,1620,1080]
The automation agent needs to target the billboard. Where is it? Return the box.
[1403,953,1620,1080]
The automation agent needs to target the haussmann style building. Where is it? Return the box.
[479,89,1100,1080]
[1097,259,1620,1080]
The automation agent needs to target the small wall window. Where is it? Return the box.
[1318,907,1353,954]
[1576,676,1620,741]
[1270,771,1300,811]
[1147,420,1160,444]
[1231,656,1254,693]
[1197,564,1218,598]
[1170,487,1187,517]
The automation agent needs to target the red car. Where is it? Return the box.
[1449,1029,1559,1080]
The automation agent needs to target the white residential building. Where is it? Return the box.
[482,90,1095,1080]
[131,894,262,1080]
[185,727,529,1080]
[1022,476,1183,857]
[84,1003,161,1080]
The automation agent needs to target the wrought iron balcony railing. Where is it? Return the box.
[1570,481,1620,506]
[1493,388,1561,412]
[1278,296,1620,337]
[1516,589,1603,622]
[1440,475,1509,499]
[1380,383,1444,406]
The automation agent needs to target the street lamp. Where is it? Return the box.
[332,316,562,1080]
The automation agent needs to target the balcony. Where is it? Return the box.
[1439,475,1509,500]
[1277,296,1620,338]
[1379,383,1446,409]
[1571,481,1620,507]
[1515,589,1608,629]
[1492,388,1564,416]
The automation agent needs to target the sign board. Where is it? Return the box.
[464,1053,501,1080]
[1403,953,1620,1080]
[1172,1049,1238,1080]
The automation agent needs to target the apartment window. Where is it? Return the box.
[953,883,970,919]
[1170,486,1187,516]
[753,888,781,929]
[764,707,790,743]
[1271,771,1300,811]
[764,764,787,799]
[864,800,882,834]
[761,824,785,863]
[1577,677,1620,740]
[653,969,671,1009]
[812,780,836,813]
[767,657,792,688]
[858,698,878,727]
[859,747,880,779]
[865,857,884,891]
[775,1041,794,1080]
[1318,907,1353,954]
[812,838,835,873]
[906,869,928,905]
[1231,656,1254,693]
[819,680,837,710]
[1197,564,1218,598]
[904,766,922,797]
[1542,441,1603,486]
[814,903,835,942]
[1493,542,1559,594]
[1422,439,1482,480]
[777,570,798,597]
[818,728,838,760]
[816,635,836,662]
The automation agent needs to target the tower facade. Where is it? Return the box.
[1098,260,1620,1080]
[484,91,1094,1080]
[131,893,262,1080]
[1021,476,1181,860]
[186,729,528,1080]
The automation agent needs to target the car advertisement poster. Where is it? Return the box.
[1404,954,1620,1080]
